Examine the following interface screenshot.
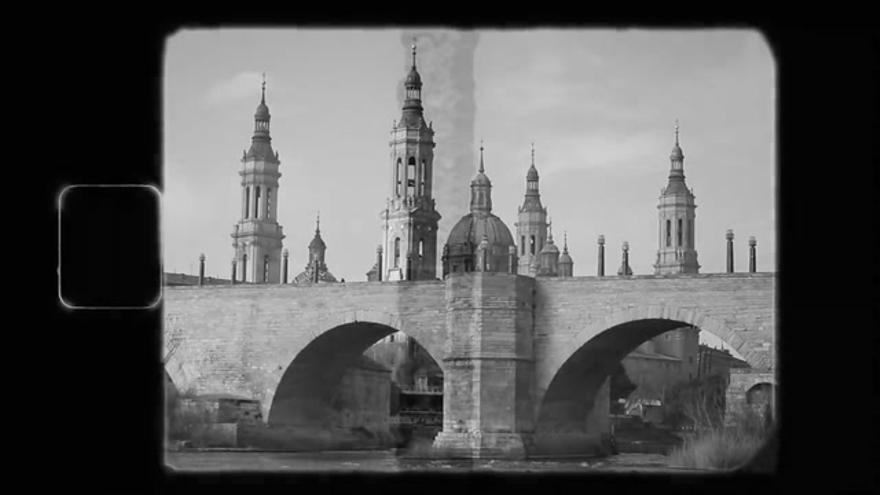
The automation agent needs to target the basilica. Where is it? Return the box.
[227,43,700,286]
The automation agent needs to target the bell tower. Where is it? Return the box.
[231,74,285,283]
[515,143,548,277]
[654,120,699,274]
[380,41,441,281]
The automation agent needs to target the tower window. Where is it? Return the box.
[521,236,525,255]
[245,187,250,218]
[530,235,536,255]
[263,255,269,282]
[396,158,402,196]
[255,186,261,219]
[394,238,401,268]
[266,188,272,219]
[418,239,424,257]
[678,218,683,247]
[666,219,671,247]
[407,157,416,197]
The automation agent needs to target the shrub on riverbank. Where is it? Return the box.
[667,411,772,470]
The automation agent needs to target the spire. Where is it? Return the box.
[246,73,275,162]
[411,38,417,69]
[670,119,684,165]
[663,119,689,195]
[563,231,569,254]
[308,211,326,256]
[470,140,492,214]
[531,142,535,166]
[547,220,554,244]
[401,38,425,127]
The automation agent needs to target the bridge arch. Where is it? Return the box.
[267,316,445,428]
[535,304,754,436]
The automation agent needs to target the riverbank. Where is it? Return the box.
[165,450,712,473]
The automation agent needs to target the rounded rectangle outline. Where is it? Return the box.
[57,183,163,310]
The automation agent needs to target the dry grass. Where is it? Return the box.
[668,411,772,471]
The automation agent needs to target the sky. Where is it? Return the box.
[162,28,775,352]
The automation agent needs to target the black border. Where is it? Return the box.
[39,12,877,495]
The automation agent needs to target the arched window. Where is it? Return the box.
[677,218,683,247]
[666,219,672,247]
[255,186,261,219]
[407,157,416,197]
[244,187,250,218]
[418,239,424,257]
[521,236,525,255]
[396,158,402,196]
[266,188,272,219]
[419,160,426,196]
[530,235,536,255]
[394,238,401,267]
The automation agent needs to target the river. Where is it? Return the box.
[165,450,709,473]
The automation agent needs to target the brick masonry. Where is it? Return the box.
[164,272,775,457]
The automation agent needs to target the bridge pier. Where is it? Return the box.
[432,273,537,459]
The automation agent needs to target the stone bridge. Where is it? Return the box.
[164,271,775,457]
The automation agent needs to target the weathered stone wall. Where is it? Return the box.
[533,273,775,416]
[433,272,536,458]
[164,272,775,457]
[725,369,776,425]
[333,360,391,434]
[164,281,447,421]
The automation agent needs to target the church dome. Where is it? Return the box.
[309,235,325,250]
[471,170,491,187]
[540,238,560,254]
[255,101,270,120]
[447,212,515,256]
[559,251,573,265]
[405,67,422,87]
[526,163,539,181]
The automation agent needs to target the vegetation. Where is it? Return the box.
[663,373,774,470]
[664,373,727,430]
[668,409,773,470]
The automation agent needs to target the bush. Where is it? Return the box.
[667,410,773,470]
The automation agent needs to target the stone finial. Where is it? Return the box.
[199,253,205,261]
[377,244,383,253]
[283,248,289,258]
[598,235,605,245]
[617,241,632,276]
[726,230,735,273]
[748,236,757,273]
